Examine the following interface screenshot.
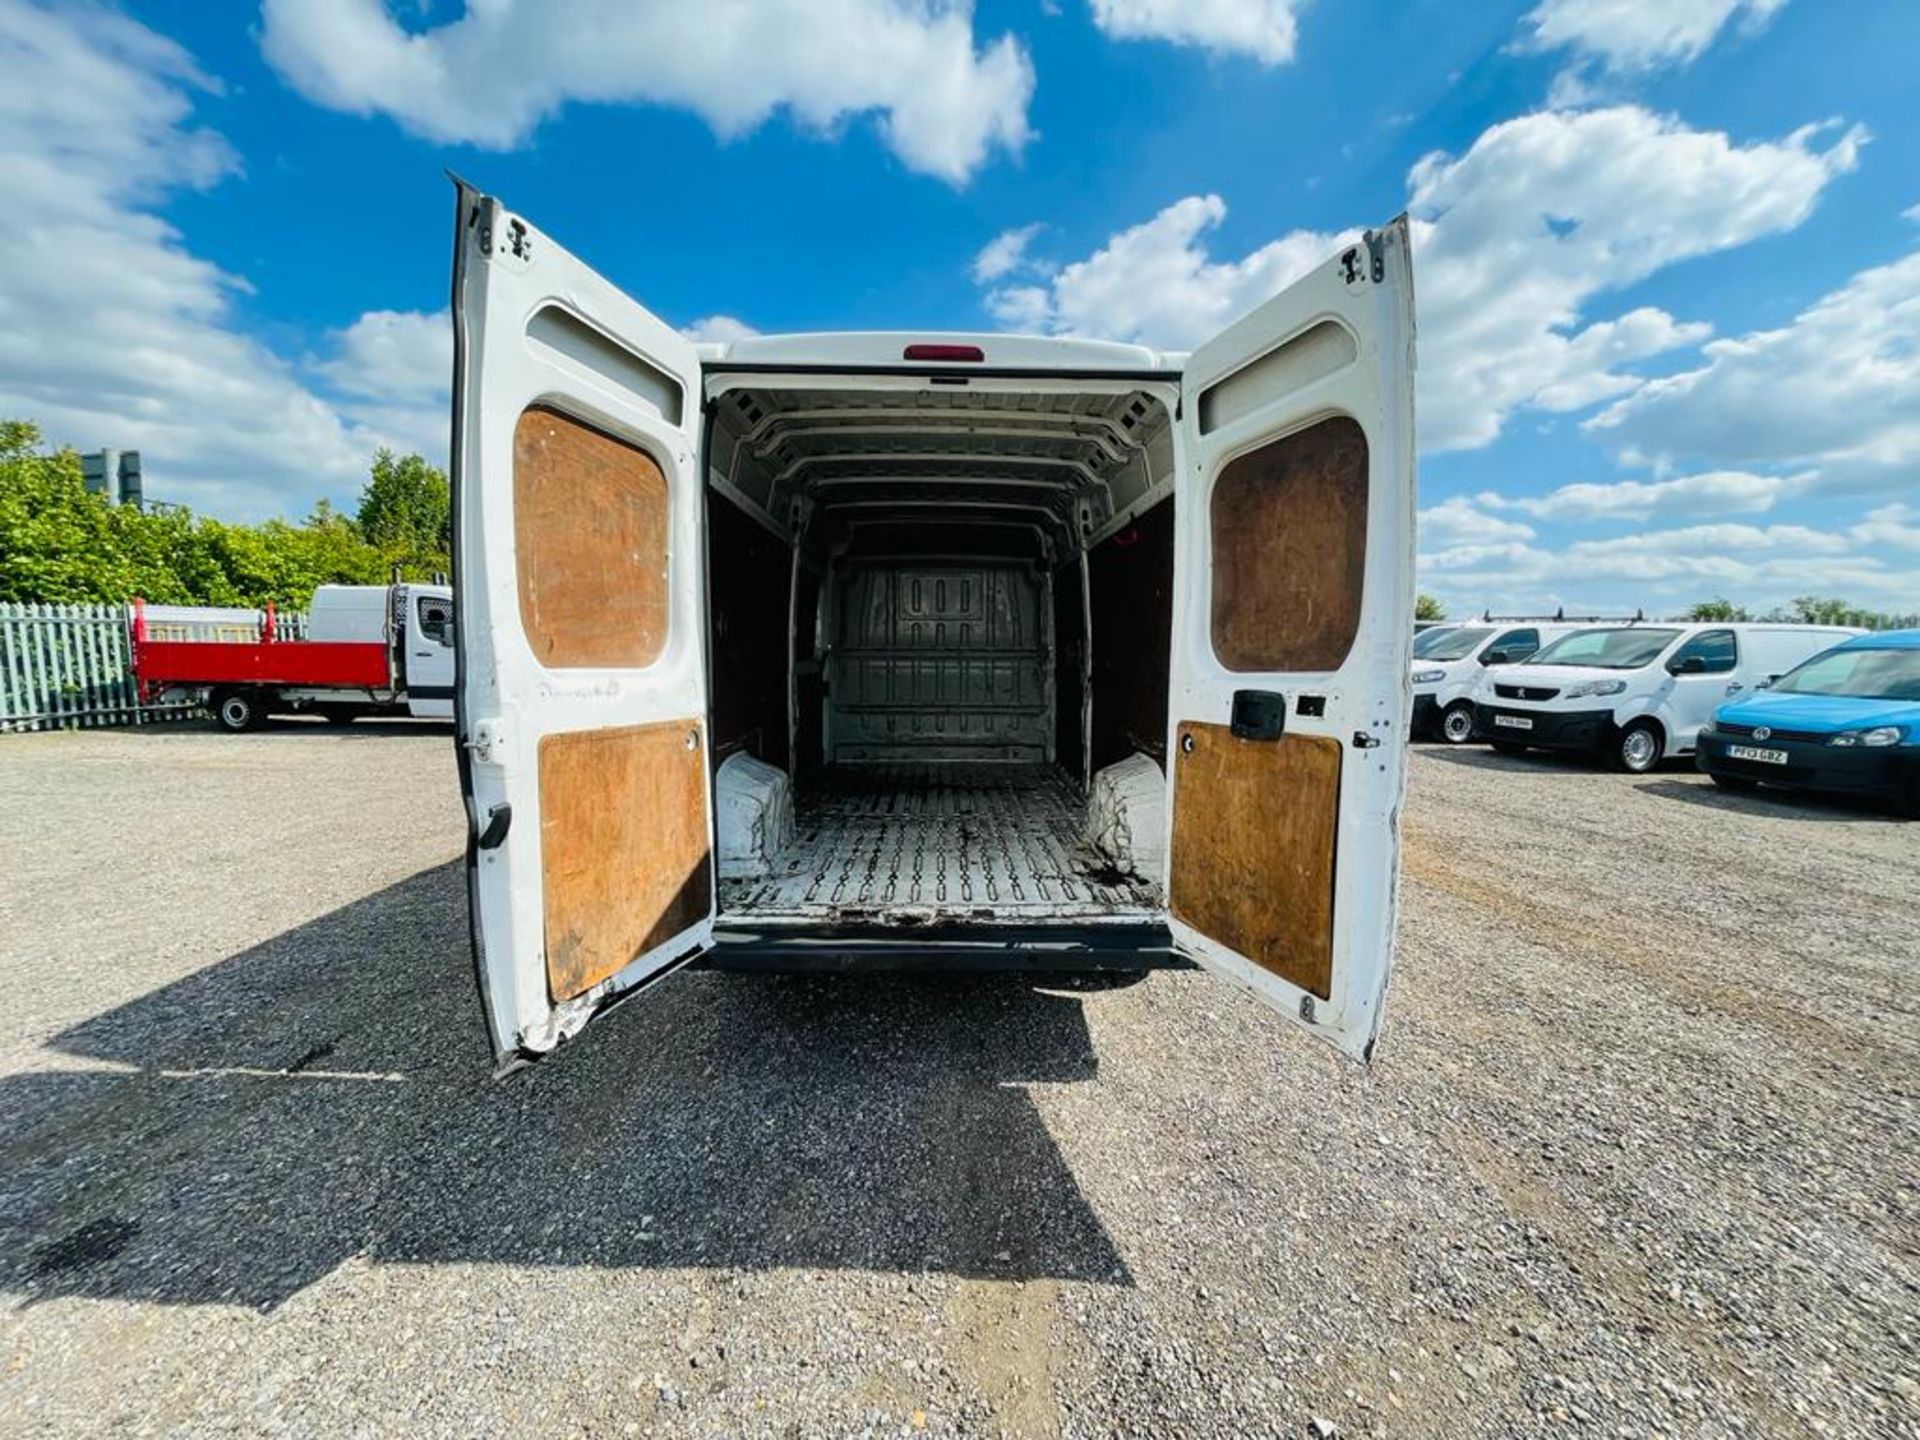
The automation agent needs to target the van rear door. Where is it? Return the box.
[451,183,715,1068]
[1165,219,1416,1061]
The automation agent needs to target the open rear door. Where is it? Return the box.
[450,183,714,1069]
[1166,219,1416,1061]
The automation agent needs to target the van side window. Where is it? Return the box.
[1483,627,1538,661]
[1669,628,1738,674]
[417,596,453,645]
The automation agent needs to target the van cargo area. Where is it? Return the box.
[703,381,1177,933]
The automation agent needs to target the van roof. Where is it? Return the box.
[694,330,1186,374]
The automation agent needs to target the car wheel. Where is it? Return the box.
[1614,720,1662,774]
[1440,702,1477,744]
[1709,772,1759,794]
[211,688,260,733]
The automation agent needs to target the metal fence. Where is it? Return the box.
[0,602,306,734]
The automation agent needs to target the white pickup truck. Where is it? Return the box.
[448,182,1417,1072]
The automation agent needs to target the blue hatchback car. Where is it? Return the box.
[1696,630,1920,817]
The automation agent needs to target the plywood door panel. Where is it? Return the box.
[539,718,712,1001]
[1209,415,1368,674]
[514,405,670,670]
[1168,722,1340,999]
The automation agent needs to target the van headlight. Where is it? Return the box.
[1563,679,1627,699]
[1827,726,1904,748]
[1412,668,1445,684]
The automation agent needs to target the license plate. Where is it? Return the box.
[1493,714,1533,730]
[1727,744,1788,765]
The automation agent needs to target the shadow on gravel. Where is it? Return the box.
[1637,776,1904,824]
[0,862,1130,1309]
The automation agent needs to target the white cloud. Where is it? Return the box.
[1419,496,1536,547]
[682,314,762,344]
[1088,0,1304,65]
[972,223,1045,284]
[0,2,445,520]
[1586,249,1920,493]
[1521,0,1788,73]
[981,193,1356,349]
[259,0,1034,185]
[1850,503,1920,553]
[1481,469,1810,522]
[320,309,450,405]
[1409,107,1863,451]
[1418,516,1920,613]
[979,109,1863,450]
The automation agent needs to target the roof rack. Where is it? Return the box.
[1478,608,1645,624]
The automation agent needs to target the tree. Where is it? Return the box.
[357,449,450,576]
[1414,593,1447,622]
[1761,596,1920,631]
[1686,598,1749,622]
[0,421,132,602]
[0,418,433,609]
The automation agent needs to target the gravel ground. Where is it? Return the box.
[0,726,1913,1439]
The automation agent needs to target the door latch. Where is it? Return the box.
[466,717,509,764]
[1351,730,1383,750]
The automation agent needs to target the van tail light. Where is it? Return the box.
[903,343,985,362]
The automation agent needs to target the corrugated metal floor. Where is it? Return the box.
[719,764,1162,922]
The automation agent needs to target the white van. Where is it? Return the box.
[448,184,1416,1072]
[1470,622,1862,772]
[1411,614,1626,744]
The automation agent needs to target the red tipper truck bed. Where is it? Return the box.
[130,602,390,698]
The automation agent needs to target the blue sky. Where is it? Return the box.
[3,0,1917,616]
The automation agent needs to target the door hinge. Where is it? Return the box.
[1340,232,1389,288]
[1365,227,1387,283]
[1351,730,1383,750]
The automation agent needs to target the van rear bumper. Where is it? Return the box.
[1472,703,1615,751]
[703,921,1184,972]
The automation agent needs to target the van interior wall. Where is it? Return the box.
[706,491,793,770]
[1052,555,1087,787]
[825,554,1052,764]
[790,563,825,777]
[1088,496,1174,769]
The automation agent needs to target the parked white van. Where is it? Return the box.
[1470,622,1861,772]
[448,183,1416,1071]
[1412,614,1628,744]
